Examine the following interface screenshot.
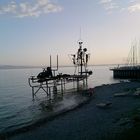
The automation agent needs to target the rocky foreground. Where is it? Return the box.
[8,81,140,140]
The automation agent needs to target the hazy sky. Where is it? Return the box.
[0,0,140,66]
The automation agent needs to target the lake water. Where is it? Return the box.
[0,66,120,136]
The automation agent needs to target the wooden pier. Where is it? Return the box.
[110,40,140,79]
[110,66,140,79]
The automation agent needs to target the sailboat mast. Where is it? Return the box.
[131,40,137,66]
[139,40,140,65]
[133,44,135,66]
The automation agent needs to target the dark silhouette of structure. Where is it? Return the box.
[28,41,92,99]
[110,41,140,79]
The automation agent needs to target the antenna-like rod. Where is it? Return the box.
[50,55,52,68]
[78,41,83,75]
[57,55,58,70]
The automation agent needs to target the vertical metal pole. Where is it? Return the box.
[133,41,135,66]
[85,76,88,89]
[64,79,66,92]
[77,78,79,91]
[80,43,83,75]
[50,55,52,68]
[80,52,83,75]
[46,81,49,95]
[32,87,34,100]
[49,87,51,100]
[139,40,140,64]
[61,79,63,94]
[53,80,57,94]
[72,78,75,90]
[57,55,59,70]
[135,39,137,65]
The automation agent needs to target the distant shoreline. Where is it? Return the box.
[0,65,41,70]
[0,64,124,70]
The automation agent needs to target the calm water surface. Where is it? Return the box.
[0,66,119,134]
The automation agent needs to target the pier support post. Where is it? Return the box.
[32,87,35,100]
[61,79,63,94]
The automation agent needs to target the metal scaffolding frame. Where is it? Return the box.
[28,41,92,99]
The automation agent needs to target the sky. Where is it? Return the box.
[0,0,140,66]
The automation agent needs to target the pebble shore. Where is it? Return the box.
[9,81,140,140]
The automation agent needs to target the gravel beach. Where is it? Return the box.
[8,81,140,140]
